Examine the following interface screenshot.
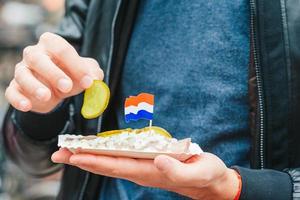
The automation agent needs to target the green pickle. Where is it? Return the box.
[97,126,172,138]
[97,128,132,137]
[139,126,172,138]
[81,80,110,119]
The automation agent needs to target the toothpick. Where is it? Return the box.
[149,120,153,128]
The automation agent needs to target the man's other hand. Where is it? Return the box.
[5,32,103,113]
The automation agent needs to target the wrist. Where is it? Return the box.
[14,99,71,141]
[209,168,240,200]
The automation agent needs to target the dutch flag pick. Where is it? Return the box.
[124,93,154,123]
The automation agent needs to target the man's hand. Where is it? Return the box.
[52,149,239,200]
[5,32,103,113]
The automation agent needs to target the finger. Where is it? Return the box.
[5,80,32,112]
[23,46,73,93]
[70,155,189,189]
[14,63,51,101]
[72,161,160,188]
[154,155,203,187]
[79,57,104,83]
[38,32,103,88]
[69,154,157,180]
[51,148,73,164]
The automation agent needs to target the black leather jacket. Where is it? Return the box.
[2,0,300,199]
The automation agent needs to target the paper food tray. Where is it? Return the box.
[68,147,199,161]
[58,134,203,161]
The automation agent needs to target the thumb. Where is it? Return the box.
[154,155,192,186]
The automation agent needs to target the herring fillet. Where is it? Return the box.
[58,133,203,160]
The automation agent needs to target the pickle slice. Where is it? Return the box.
[139,126,172,138]
[97,128,132,137]
[97,126,172,138]
[81,80,110,119]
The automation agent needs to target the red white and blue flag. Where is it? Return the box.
[124,93,154,123]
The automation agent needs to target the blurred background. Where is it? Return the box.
[0,0,64,199]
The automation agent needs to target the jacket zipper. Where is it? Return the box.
[250,0,265,169]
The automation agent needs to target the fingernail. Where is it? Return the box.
[35,88,48,100]
[80,75,93,88]
[19,100,28,110]
[57,78,72,92]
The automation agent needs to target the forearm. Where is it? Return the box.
[2,102,74,177]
